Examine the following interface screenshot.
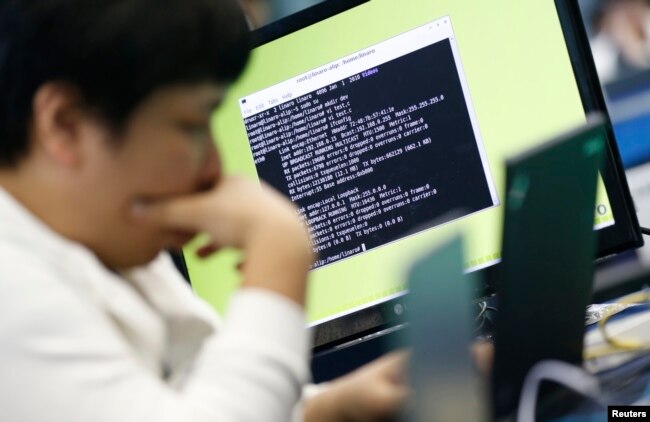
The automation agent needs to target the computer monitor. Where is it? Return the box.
[604,70,650,168]
[183,0,642,349]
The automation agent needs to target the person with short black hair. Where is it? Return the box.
[0,1,407,421]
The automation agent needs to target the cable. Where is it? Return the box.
[517,360,604,422]
[474,301,488,332]
[475,301,488,321]
[598,289,650,350]
[584,289,650,359]
[641,226,650,236]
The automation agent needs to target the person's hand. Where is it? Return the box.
[304,351,409,422]
[133,176,314,305]
[303,341,493,422]
[472,340,494,376]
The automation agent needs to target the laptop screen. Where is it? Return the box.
[185,0,639,328]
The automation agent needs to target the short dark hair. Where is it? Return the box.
[0,0,251,166]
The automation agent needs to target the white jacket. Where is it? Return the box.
[0,187,311,422]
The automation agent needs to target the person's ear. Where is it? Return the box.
[31,82,88,168]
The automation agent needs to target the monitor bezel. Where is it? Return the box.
[184,0,643,351]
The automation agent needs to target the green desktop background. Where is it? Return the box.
[185,0,614,323]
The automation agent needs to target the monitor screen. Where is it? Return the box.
[604,71,650,168]
[184,0,641,334]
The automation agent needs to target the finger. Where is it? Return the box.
[131,194,215,232]
[382,349,411,363]
[379,382,411,410]
[197,243,221,258]
[369,377,411,420]
[378,350,410,380]
[472,340,494,375]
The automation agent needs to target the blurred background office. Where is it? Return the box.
[579,0,650,263]
[585,0,650,83]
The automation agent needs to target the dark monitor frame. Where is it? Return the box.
[180,0,642,351]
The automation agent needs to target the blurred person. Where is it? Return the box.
[0,1,408,421]
[591,0,650,82]
[239,0,271,29]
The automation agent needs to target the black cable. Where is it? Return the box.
[642,226,650,236]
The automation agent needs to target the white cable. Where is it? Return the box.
[517,360,604,422]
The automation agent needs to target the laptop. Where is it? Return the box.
[491,115,607,418]
[406,235,488,422]
[402,116,607,420]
